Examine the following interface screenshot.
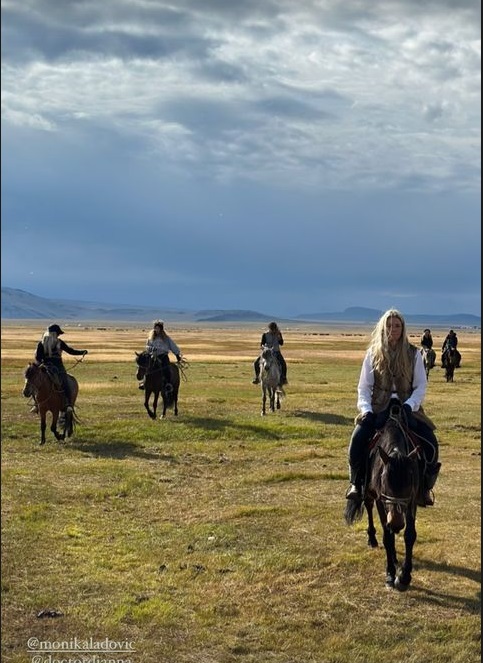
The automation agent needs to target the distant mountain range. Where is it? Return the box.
[1,288,480,327]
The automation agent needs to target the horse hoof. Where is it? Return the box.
[395,582,410,592]
[395,577,410,592]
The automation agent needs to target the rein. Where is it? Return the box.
[379,493,412,512]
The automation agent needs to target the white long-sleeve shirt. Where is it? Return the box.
[146,335,180,357]
[357,349,427,415]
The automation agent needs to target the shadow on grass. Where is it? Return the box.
[70,441,176,462]
[179,415,284,439]
[292,410,353,425]
[409,557,481,613]
[417,557,481,585]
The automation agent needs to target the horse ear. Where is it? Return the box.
[378,447,390,464]
[135,352,140,357]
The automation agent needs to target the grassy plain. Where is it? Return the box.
[1,321,481,663]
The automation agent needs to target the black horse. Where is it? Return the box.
[135,351,180,419]
[444,347,458,382]
[344,402,421,590]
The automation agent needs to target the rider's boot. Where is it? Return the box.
[346,466,363,502]
[421,462,441,506]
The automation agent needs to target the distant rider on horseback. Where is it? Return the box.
[139,320,182,393]
[34,324,88,412]
[420,328,436,369]
[441,329,461,369]
[252,321,288,386]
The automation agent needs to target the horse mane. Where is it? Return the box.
[368,412,418,500]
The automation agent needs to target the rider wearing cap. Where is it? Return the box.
[34,324,88,410]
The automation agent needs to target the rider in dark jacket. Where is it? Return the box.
[35,324,87,409]
[441,330,461,368]
[252,321,287,385]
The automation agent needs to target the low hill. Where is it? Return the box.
[1,288,480,327]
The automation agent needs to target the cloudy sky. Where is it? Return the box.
[2,0,481,316]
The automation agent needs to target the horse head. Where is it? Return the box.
[135,351,149,380]
[23,362,42,397]
[372,407,419,533]
[260,345,275,366]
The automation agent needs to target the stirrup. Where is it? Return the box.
[252,377,260,384]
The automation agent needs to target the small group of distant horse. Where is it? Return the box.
[421,346,461,383]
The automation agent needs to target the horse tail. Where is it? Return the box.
[344,499,365,526]
[163,389,175,408]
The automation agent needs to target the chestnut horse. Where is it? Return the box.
[23,363,78,445]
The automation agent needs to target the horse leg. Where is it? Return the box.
[261,388,267,416]
[365,499,378,548]
[270,388,275,412]
[51,411,65,441]
[377,501,397,588]
[145,390,156,419]
[174,392,178,416]
[395,509,417,591]
[160,393,167,419]
[40,414,47,445]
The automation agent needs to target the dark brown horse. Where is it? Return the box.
[23,363,78,445]
[135,351,180,419]
[345,402,421,590]
[444,347,458,382]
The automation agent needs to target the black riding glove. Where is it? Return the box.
[403,403,415,427]
[361,411,375,427]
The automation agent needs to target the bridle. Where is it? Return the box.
[378,404,419,513]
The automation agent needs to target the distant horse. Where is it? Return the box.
[259,346,285,416]
[421,347,436,379]
[444,347,458,382]
[344,402,421,590]
[135,351,180,419]
[23,363,78,445]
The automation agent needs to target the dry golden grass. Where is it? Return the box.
[1,321,481,663]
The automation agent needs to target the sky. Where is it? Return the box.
[1,0,481,317]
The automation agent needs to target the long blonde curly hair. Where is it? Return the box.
[41,331,60,357]
[368,309,413,383]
